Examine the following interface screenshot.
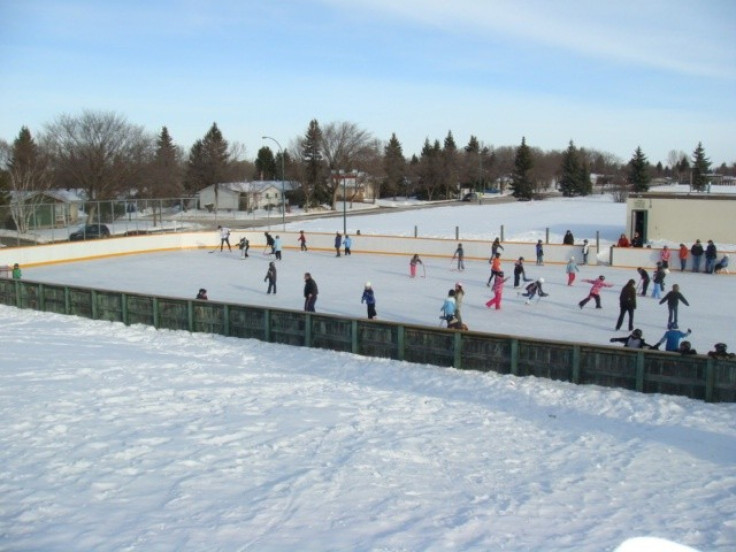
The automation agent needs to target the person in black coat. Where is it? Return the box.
[690,239,704,272]
[563,230,575,245]
[303,272,318,311]
[615,279,637,331]
[659,283,689,329]
[264,262,277,294]
[704,240,717,273]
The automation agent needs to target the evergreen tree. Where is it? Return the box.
[184,123,231,196]
[148,127,183,198]
[383,133,406,199]
[300,119,325,207]
[255,147,276,180]
[690,142,711,191]
[511,137,534,200]
[627,146,651,193]
[417,139,442,200]
[559,141,589,197]
[442,131,459,199]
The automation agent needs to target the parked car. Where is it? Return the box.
[69,224,111,241]
[461,192,478,202]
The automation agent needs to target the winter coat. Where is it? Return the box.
[492,277,508,294]
[565,260,579,274]
[610,335,650,349]
[491,256,501,272]
[304,277,318,298]
[583,278,613,295]
[264,264,277,284]
[619,283,637,309]
[691,242,704,256]
[637,268,650,282]
[653,267,666,285]
[361,288,376,305]
[705,243,717,260]
[659,290,689,308]
[563,231,574,245]
[441,297,456,318]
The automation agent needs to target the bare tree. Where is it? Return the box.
[44,111,152,222]
[320,121,375,209]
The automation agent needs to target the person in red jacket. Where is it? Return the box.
[678,243,688,271]
[578,275,614,309]
[617,234,630,247]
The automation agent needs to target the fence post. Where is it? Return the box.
[187,300,194,332]
[572,344,581,383]
[153,297,160,329]
[64,286,70,315]
[223,304,230,336]
[304,313,312,347]
[351,320,359,354]
[510,338,519,376]
[705,358,715,403]
[122,293,129,325]
[455,226,459,240]
[453,331,462,369]
[91,290,98,320]
[500,225,504,242]
[545,227,549,244]
[39,283,46,311]
[397,325,405,361]
[264,309,271,342]
[636,351,645,392]
[414,225,418,238]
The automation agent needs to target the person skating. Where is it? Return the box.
[535,240,544,265]
[521,278,547,304]
[651,263,666,299]
[409,254,424,278]
[218,225,231,252]
[303,272,318,312]
[565,256,579,286]
[361,282,377,320]
[491,237,504,257]
[579,275,613,309]
[659,283,689,328]
[615,279,637,331]
[636,267,650,296]
[273,235,282,260]
[298,230,308,251]
[344,234,352,256]
[452,243,465,271]
[487,253,502,286]
[652,325,692,352]
[485,271,509,310]
[512,257,530,288]
[440,289,457,325]
[264,232,275,255]
[334,232,342,257]
[238,236,250,258]
[609,328,650,349]
[264,261,277,294]
[196,288,208,300]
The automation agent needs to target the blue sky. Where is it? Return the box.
[1,0,735,166]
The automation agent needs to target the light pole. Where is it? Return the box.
[343,172,347,236]
[262,136,285,230]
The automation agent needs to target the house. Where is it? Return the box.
[6,189,81,229]
[331,171,378,202]
[197,181,294,212]
[626,191,736,244]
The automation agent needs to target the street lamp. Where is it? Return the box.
[262,136,286,230]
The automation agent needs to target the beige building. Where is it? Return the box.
[626,192,736,244]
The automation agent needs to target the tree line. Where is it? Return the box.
[1,110,730,228]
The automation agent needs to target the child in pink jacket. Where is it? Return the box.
[578,275,614,309]
[485,271,510,310]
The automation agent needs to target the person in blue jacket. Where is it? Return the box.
[344,234,353,256]
[361,281,376,319]
[652,325,692,352]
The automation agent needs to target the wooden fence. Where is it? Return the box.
[1,278,734,403]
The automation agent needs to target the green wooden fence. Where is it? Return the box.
[1,278,734,403]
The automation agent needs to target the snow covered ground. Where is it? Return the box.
[2,192,735,551]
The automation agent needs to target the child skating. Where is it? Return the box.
[485,271,509,310]
[565,256,579,285]
[579,275,613,309]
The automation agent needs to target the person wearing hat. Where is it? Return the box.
[196,288,208,300]
[708,343,735,360]
[264,261,277,294]
[714,254,729,274]
[513,257,530,288]
[361,281,377,320]
[565,256,579,286]
[579,275,614,309]
[485,270,510,310]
